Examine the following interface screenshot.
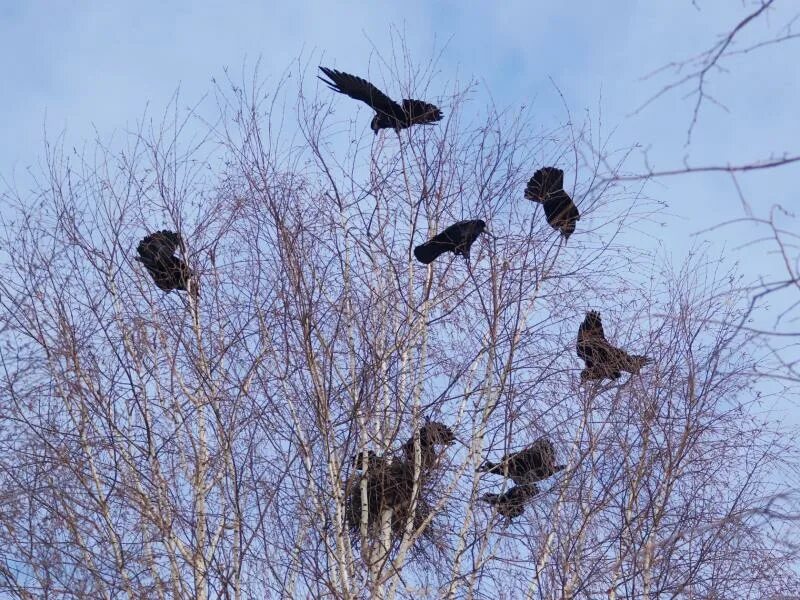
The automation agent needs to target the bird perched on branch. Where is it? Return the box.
[481,483,540,520]
[318,66,443,133]
[576,311,651,381]
[346,420,455,539]
[524,167,580,240]
[414,219,487,264]
[352,450,387,471]
[402,421,456,469]
[478,437,564,486]
[135,230,193,292]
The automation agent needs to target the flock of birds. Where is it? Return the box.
[134,67,652,529]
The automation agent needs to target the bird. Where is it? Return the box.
[346,422,454,539]
[524,167,580,240]
[402,421,456,469]
[576,310,651,381]
[477,437,565,486]
[352,450,387,471]
[414,219,487,264]
[318,66,443,133]
[481,484,540,520]
[135,230,193,292]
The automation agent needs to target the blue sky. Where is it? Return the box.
[1,2,797,342]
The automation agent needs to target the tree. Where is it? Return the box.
[0,56,797,599]
[612,0,800,387]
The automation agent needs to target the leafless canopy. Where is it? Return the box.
[0,53,798,599]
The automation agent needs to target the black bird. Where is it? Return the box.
[414,219,487,264]
[352,450,387,471]
[524,167,580,240]
[481,484,539,520]
[478,437,565,486]
[576,311,651,381]
[318,66,443,133]
[135,230,193,292]
[402,421,456,469]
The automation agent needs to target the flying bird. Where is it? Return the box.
[318,66,443,133]
[414,219,487,264]
[576,311,651,381]
[135,230,193,292]
[481,484,539,520]
[477,437,565,486]
[524,167,580,240]
[402,421,456,469]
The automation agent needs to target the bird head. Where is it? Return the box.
[420,421,455,447]
[370,115,381,134]
[352,450,380,470]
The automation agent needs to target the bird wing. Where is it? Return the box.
[448,220,485,256]
[136,231,191,291]
[529,438,557,475]
[137,230,181,263]
[525,167,565,201]
[576,310,610,364]
[401,99,443,125]
[318,67,403,117]
[542,192,580,230]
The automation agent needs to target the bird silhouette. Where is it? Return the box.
[524,167,580,240]
[347,421,454,536]
[135,230,193,292]
[402,421,455,469]
[318,66,443,133]
[414,219,487,264]
[477,437,564,486]
[481,484,540,520]
[576,311,651,381]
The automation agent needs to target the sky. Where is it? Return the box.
[1,1,798,380]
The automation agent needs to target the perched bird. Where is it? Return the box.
[414,219,487,264]
[402,421,456,469]
[346,422,454,540]
[318,66,443,133]
[135,230,193,292]
[352,450,387,471]
[481,484,539,520]
[524,167,580,240]
[477,437,565,486]
[576,311,651,381]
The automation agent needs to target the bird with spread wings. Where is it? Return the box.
[525,166,580,241]
[577,311,651,381]
[318,66,443,133]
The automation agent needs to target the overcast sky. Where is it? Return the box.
[1,1,798,357]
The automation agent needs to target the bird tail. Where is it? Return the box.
[414,242,447,265]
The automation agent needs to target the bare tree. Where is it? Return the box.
[0,52,797,599]
[605,2,800,388]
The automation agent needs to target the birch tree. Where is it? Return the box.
[0,56,797,599]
